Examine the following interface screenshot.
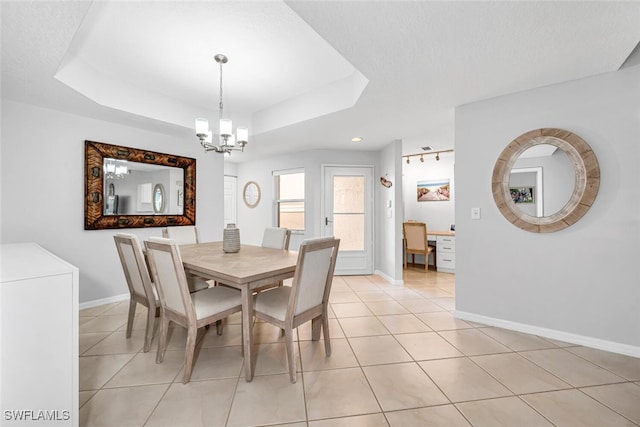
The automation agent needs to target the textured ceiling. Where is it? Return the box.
[2,1,639,162]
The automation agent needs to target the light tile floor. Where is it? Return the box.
[79,270,640,426]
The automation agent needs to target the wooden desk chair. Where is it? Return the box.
[403,221,436,271]
[144,237,243,383]
[253,237,340,383]
[113,233,158,353]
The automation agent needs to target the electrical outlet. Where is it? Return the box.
[471,207,481,220]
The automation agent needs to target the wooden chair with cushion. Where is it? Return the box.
[144,237,243,383]
[253,236,340,383]
[251,227,292,293]
[403,221,436,271]
[162,226,210,293]
[162,225,199,245]
[113,233,158,353]
[261,227,291,250]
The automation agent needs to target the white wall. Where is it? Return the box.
[376,141,404,283]
[455,65,640,354]
[402,151,455,232]
[0,100,225,303]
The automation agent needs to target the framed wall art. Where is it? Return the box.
[417,179,450,201]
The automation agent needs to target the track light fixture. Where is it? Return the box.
[402,149,453,164]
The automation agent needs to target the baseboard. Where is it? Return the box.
[374,269,404,285]
[79,293,129,311]
[455,310,640,358]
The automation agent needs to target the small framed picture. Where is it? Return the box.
[510,187,534,203]
[417,179,450,201]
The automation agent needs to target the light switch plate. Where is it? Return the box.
[471,207,481,220]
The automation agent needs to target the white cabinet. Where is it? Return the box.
[436,235,455,273]
[1,243,78,426]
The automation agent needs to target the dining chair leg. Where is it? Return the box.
[126,298,136,338]
[216,319,223,336]
[156,316,169,364]
[284,327,297,383]
[183,325,198,383]
[311,317,321,341]
[322,313,331,357]
[143,305,155,353]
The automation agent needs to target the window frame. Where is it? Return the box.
[273,168,305,233]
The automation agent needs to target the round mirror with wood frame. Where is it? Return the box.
[492,128,600,233]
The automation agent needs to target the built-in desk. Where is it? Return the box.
[427,230,455,273]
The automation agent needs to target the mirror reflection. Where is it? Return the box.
[153,184,165,214]
[508,143,574,218]
[103,158,183,216]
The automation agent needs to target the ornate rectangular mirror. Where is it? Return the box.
[85,140,196,230]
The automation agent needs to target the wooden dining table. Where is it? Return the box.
[178,241,299,381]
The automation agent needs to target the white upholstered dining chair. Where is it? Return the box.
[162,225,199,245]
[261,227,291,250]
[403,221,436,270]
[251,227,292,293]
[253,236,340,383]
[144,237,243,383]
[113,233,158,353]
[162,226,210,292]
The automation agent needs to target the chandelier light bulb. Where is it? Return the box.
[237,127,249,144]
[219,118,232,137]
[195,118,209,136]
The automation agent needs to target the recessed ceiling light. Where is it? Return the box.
[351,137,363,142]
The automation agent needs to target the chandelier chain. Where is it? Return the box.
[219,59,224,114]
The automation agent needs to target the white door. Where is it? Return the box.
[224,176,237,226]
[322,166,374,275]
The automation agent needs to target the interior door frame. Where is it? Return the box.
[321,164,374,275]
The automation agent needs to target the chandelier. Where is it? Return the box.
[195,54,248,155]
[104,159,128,179]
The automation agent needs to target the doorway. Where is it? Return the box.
[322,165,374,275]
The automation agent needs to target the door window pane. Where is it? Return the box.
[333,176,364,213]
[333,176,365,250]
[333,214,364,251]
